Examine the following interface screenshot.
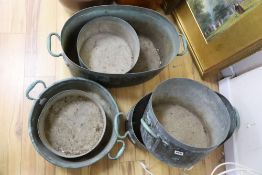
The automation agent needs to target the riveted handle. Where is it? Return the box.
[114,112,129,139]
[140,118,158,138]
[108,140,126,160]
[47,33,63,57]
[26,80,47,100]
[177,34,188,56]
[233,107,240,130]
[216,92,240,145]
[216,93,240,131]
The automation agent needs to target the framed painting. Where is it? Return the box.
[173,0,262,76]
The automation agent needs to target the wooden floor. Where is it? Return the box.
[0,1,224,175]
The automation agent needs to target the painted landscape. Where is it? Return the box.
[187,0,262,40]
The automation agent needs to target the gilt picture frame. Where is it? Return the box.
[172,0,262,76]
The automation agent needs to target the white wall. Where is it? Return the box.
[219,66,262,175]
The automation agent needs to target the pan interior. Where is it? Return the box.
[29,79,118,168]
[61,6,179,73]
[38,90,106,158]
[77,16,140,74]
[151,79,230,149]
[154,101,211,148]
